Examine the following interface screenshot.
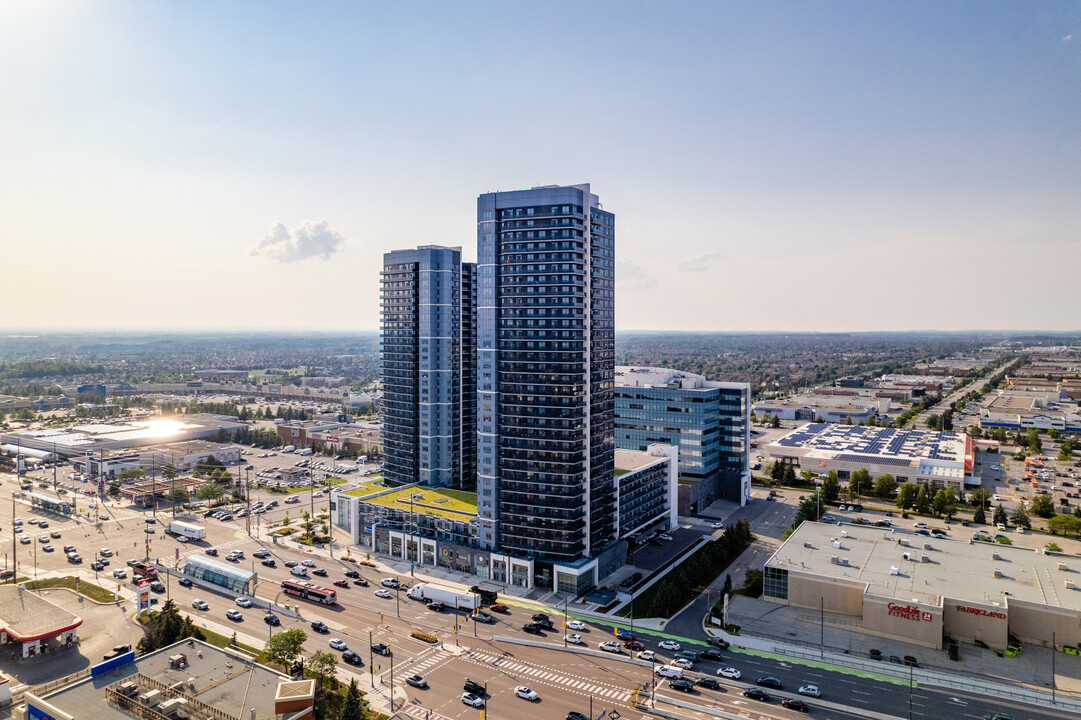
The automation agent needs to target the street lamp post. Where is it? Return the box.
[395,584,400,618]
[564,597,569,648]
[369,630,375,688]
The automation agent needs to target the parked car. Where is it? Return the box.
[696,677,722,690]
[743,688,771,702]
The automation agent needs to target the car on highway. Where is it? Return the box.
[226,609,243,621]
[341,650,363,666]
[205,548,218,556]
[700,649,724,661]
[565,634,583,644]
[371,642,390,656]
[623,640,644,651]
[471,612,493,623]
[489,602,508,613]
[235,597,253,608]
[43,545,54,552]
[743,688,770,702]
[916,522,930,529]
[329,639,348,651]
[566,714,589,720]
[333,579,349,588]
[461,693,485,708]
[150,581,165,592]
[566,620,585,631]
[261,559,276,567]
[696,677,721,690]
[381,578,400,588]
[284,560,298,568]
[599,641,622,653]
[514,686,539,701]
[301,559,316,567]
[310,621,328,633]
[192,599,208,610]
[344,569,361,579]
[798,685,821,698]
[253,548,271,558]
[711,522,725,529]
[290,567,309,577]
[781,698,809,711]
[756,676,783,689]
[522,623,544,635]
[112,569,127,579]
[178,577,193,587]
[658,640,681,651]
[668,678,695,693]
[671,658,694,669]
[374,589,391,599]
[405,674,428,688]
[264,614,281,626]
[675,649,699,661]
[982,714,1014,720]
[176,536,189,543]
[636,650,656,661]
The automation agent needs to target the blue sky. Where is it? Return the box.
[1,1,1078,331]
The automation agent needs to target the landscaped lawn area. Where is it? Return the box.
[367,486,477,519]
[26,576,119,603]
[343,478,388,497]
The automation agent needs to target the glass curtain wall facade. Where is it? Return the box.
[476,184,616,565]
[381,246,476,488]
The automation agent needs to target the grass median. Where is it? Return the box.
[25,576,119,603]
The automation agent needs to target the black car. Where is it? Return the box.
[205,548,218,556]
[91,561,105,571]
[756,676,783,690]
[312,568,327,576]
[566,714,589,720]
[427,601,446,612]
[371,643,390,656]
[341,651,363,666]
[668,678,695,692]
[743,688,771,702]
[700,649,724,661]
[532,613,550,622]
[344,570,361,579]
[284,560,298,568]
[261,559,276,567]
[264,614,281,626]
[534,618,554,629]
[522,623,544,635]
[696,677,722,690]
[150,581,166,593]
[707,637,730,649]
[311,621,328,633]
[352,577,368,586]
[405,675,428,688]
[178,577,193,587]
[781,698,809,712]
[464,679,486,696]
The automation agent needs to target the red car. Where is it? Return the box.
[623,640,645,651]
[333,580,349,588]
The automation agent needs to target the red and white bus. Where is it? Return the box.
[281,580,337,605]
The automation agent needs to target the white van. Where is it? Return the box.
[297,448,313,456]
[655,665,684,679]
[290,566,308,577]
[282,445,295,454]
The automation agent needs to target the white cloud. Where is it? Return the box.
[677,251,726,272]
[250,220,346,263]
[616,260,657,290]
[1065,35,1073,42]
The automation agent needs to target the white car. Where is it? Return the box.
[567,620,586,631]
[301,559,316,567]
[329,638,348,651]
[914,522,929,529]
[658,640,681,651]
[112,569,127,579]
[192,599,208,610]
[226,609,243,621]
[990,464,1000,471]
[672,658,694,669]
[374,589,392,599]
[565,634,583,644]
[599,641,622,653]
[235,597,253,608]
[253,548,271,558]
[718,667,741,679]
[992,495,1002,501]
[176,536,189,543]
[461,693,485,708]
[514,686,539,701]
[798,684,821,698]
[381,578,399,588]
[100,548,113,557]
[711,522,724,529]
[636,650,656,661]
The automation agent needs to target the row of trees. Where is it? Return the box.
[647,519,754,618]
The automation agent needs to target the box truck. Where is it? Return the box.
[406,583,478,611]
[167,521,207,540]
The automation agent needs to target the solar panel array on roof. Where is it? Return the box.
[774,423,964,463]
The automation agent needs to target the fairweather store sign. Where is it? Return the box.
[888,602,933,622]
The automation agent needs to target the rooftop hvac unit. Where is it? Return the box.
[924,543,933,550]
[921,554,931,563]
[903,552,911,561]
[890,566,899,575]
[803,542,813,549]
[117,682,138,697]
[833,540,841,549]
[1067,580,1076,590]
[993,569,1003,578]
[898,538,909,546]
[1058,562,1068,571]
[841,558,849,566]
[139,690,161,706]
[830,555,839,564]
[841,529,849,537]
[992,552,1001,561]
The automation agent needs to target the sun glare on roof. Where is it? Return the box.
[140,419,188,438]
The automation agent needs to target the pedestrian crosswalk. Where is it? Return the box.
[408,649,451,675]
[465,649,632,702]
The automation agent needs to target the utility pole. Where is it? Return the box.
[820,596,825,659]
[11,496,16,584]
[1053,631,1057,704]
[368,630,375,687]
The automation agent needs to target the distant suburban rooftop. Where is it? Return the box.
[364,486,478,520]
[8,414,242,453]
[38,638,291,720]
[615,365,747,392]
[772,522,1081,612]
[768,423,966,465]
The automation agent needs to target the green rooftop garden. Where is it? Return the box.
[343,477,388,496]
[366,486,478,520]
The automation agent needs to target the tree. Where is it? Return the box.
[165,487,189,506]
[873,474,896,500]
[770,461,785,482]
[749,410,757,423]
[992,504,1008,527]
[1010,503,1031,529]
[932,488,956,519]
[196,483,224,502]
[969,487,991,510]
[264,628,307,668]
[770,414,781,429]
[1048,514,1081,539]
[926,414,940,431]
[1030,494,1056,519]
[1027,428,1042,454]
[306,650,338,687]
[896,482,920,510]
[844,415,852,425]
[119,467,146,482]
[915,486,931,515]
[973,505,986,524]
[341,679,363,720]
[849,469,872,497]
[782,464,797,485]
[814,415,824,423]
[821,471,840,504]
[1049,428,1061,440]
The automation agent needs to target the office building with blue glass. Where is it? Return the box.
[381,246,476,489]
[615,366,751,512]
[476,184,619,594]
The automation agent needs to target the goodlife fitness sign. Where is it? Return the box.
[887,602,933,622]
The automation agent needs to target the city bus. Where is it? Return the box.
[280,580,337,605]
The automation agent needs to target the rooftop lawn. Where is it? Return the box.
[366,486,478,520]
[614,469,630,476]
[343,477,388,497]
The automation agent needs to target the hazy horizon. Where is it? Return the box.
[2,2,1078,332]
